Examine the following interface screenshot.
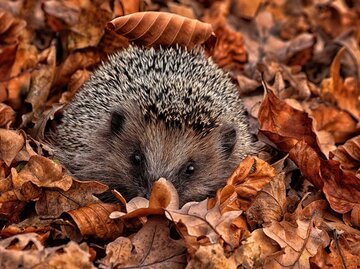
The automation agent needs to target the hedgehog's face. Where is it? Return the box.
[104,108,242,205]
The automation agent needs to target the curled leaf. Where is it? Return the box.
[107,12,214,49]
[65,203,124,241]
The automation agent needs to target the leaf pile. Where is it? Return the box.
[1,0,360,268]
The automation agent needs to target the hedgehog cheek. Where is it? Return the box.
[219,124,237,159]
[110,110,125,135]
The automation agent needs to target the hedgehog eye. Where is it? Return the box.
[185,163,195,175]
[131,151,143,166]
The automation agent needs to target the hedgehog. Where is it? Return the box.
[50,46,255,204]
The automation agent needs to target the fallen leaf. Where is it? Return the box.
[166,200,242,248]
[258,87,323,157]
[0,103,15,127]
[321,47,360,120]
[107,12,214,50]
[214,156,277,213]
[187,244,237,269]
[263,219,330,268]
[234,0,262,19]
[36,179,108,217]
[289,140,360,214]
[246,173,286,229]
[307,102,357,144]
[102,217,186,268]
[211,25,247,71]
[64,203,124,241]
[0,128,24,166]
[330,135,360,174]
[231,229,280,268]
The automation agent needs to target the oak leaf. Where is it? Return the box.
[263,219,330,268]
[36,179,108,218]
[102,217,186,268]
[165,200,242,248]
[0,128,24,166]
[107,12,214,49]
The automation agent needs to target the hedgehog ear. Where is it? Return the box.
[110,110,125,135]
[220,124,237,159]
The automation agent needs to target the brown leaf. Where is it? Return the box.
[53,49,100,88]
[168,2,196,19]
[263,219,330,268]
[289,140,360,214]
[149,177,179,210]
[231,229,280,268]
[258,87,323,157]
[246,173,286,229]
[107,12,213,50]
[165,200,242,248]
[187,244,237,269]
[310,238,360,269]
[0,129,24,166]
[214,156,277,212]
[21,43,56,127]
[234,0,263,19]
[36,179,108,218]
[43,0,112,51]
[211,25,247,71]
[0,103,15,127]
[307,102,357,144]
[330,135,360,174]
[102,217,186,268]
[321,47,360,120]
[0,234,95,269]
[13,155,72,190]
[64,203,123,241]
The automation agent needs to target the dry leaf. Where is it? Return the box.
[234,0,262,19]
[258,87,323,157]
[289,140,360,214]
[0,233,95,269]
[263,219,330,268]
[231,229,280,268]
[43,0,112,51]
[0,128,24,166]
[211,25,247,71]
[107,12,213,49]
[187,244,237,269]
[166,200,242,248]
[307,102,357,144]
[0,103,15,127]
[214,156,277,213]
[149,177,179,210]
[64,203,123,241]
[330,135,360,174]
[102,217,186,268]
[36,179,108,218]
[246,173,286,229]
[321,47,360,120]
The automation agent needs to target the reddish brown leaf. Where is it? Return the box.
[330,135,360,174]
[258,88,323,157]
[107,12,214,49]
[289,140,360,214]
[65,203,123,241]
